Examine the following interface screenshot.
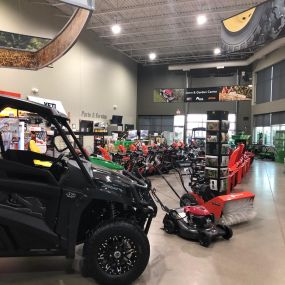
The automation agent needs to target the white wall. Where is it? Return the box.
[0,0,137,129]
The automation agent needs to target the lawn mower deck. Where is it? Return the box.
[152,189,233,247]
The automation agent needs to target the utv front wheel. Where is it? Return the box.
[83,221,150,285]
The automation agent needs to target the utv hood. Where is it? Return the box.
[92,168,135,189]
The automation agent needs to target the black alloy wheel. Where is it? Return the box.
[83,221,150,285]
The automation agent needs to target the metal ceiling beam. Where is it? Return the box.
[97,22,220,40]
[128,47,254,58]
[97,23,220,38]
[92,0,198,16]
[111,34,220,46]
[117,40,219,52]
[88,4,255,29]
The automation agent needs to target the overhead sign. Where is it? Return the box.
[28,96,67,115]
[60,0,95,10]
[185,86,252,102]
[185,87,219,102]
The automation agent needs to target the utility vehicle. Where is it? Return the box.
[0,96,157,285]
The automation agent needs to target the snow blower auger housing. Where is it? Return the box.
[185,189,256,226]
[0,96,157,285]
[151,188,233,247]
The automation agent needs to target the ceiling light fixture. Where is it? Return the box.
[149,52,157,60]
[111,24,121,34]
[216,66,224,69]
[214,47,221,55]
[197,15,207,25]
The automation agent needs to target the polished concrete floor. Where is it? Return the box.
[0,160,285,285]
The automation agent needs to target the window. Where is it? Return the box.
[174,115,185,127]
[186,113,236,140]
[137,115,174,134]
[256,67,272,104]
[186,114,207,141]
[256,59,285,104]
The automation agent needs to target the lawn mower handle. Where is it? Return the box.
[150,188,169,213]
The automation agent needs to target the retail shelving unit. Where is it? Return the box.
[205,111,230,195]
[94,128,108,147]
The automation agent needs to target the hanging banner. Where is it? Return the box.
[185,86,252,102]
[185,87,219,102]
[221,0,285,52]
[153,88,185,103]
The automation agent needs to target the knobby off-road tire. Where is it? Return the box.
[221,2,272,52]
[82,220,150,285]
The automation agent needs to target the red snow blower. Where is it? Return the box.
[155,161,255,226]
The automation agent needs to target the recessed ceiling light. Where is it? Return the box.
[111,24,121,34]
[149,52,157,60]
[214,47,221,55]
[197,15,207,25]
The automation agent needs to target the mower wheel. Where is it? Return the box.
[82,220,150,285]
[180,193,198,207]
[163,214,176,234]
[199,233,211,247]
[218,225,233,240]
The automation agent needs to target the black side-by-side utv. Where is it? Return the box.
[0,96,157,285]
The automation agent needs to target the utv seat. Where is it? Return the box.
[0,157,58,186]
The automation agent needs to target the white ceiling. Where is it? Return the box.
[43,0,266,65]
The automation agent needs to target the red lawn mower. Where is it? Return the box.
[151,188,233,247]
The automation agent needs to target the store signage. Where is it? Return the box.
[28,96,67,115]
[60,0,95,10]
[81,111,107,120]
[185,86,252,102]
[185,87,219,102]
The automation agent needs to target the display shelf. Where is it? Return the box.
[206,111,229,194]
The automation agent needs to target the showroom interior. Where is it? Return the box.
[0,0,285,285]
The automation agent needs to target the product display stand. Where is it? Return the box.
[205,111,229,195]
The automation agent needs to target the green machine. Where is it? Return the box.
[273,130,285,163]
[231,133,251,149]
[89,156,124,171]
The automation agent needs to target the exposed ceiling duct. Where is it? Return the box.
[168,37,285,71]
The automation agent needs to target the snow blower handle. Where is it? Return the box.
[150,188,169,213]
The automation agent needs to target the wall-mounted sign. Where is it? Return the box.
[221,0,285,52]
[81,111,107,120]
[185,86,252,102]
[185,87,219,102]
[153,88,185,103]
